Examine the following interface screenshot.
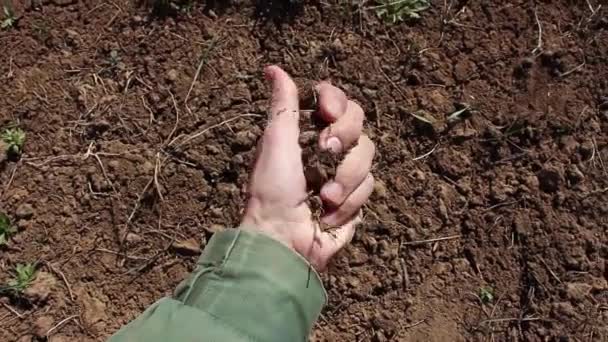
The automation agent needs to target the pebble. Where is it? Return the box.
[33,316,54,338]
[551,302,577,318]
[404,228,418,241]
[206,224,224,233]
[206,145,221,155]
[166,69,179,82]
[15,203,34,219]
[24,271,57,303]
[373,180,388,199]
[410,169,426,181]
[348,247,370,266]
[125,233,143,244]
[565,282,591,302]
[566,165,584,184]
[437,198,449,221]
[234,131,257,148]
[171,238,202,256]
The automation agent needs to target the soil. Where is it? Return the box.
[1,0,607,341]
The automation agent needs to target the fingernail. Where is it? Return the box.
[327,137,343,153]
[322,182,343,202]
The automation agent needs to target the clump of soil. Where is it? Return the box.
[0,141,7,164]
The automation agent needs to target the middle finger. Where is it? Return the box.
[320,134,375,207]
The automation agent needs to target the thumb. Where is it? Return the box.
[259,65,302,168]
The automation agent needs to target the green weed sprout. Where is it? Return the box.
[374,0,430,23]
[0,214,16,246]
[1,128,26,156]
[1,5,16,29]
[0,263,37,294]
[479,287,494,304]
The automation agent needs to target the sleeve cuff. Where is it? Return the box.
[174,228,326,342]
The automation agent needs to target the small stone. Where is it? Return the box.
[452,126,477,141]
[346,276,361,288]
[209,207,223,218]
[206,224,224,233]
[24,271,57,303]
[378,240,397,260]
[217,183,238,195]
[551,302,576,318]
[559,136,579,155]
[16,336,32,342]
[566,165,584,184]
[362,235,378,252]
[125,233,142,244]
[234,131,256,148]
[362,87,377,97]
[206,145,221,155]
[15,203,34,219]
[410,169,426,181]
[437,198,449,221]
[373,180,388,199]
[371,315,397,337]
[77,288,108,332]
[403,227,417,241]
[171,238,201,256]
[166,69,178,82]
[565,282,591,302]
[33,316,54,338]
[348,247,370,266]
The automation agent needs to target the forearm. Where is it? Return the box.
[109,229,326,342]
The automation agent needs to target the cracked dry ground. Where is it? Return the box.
[0,1,607,341]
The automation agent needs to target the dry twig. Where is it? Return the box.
[46,315,78,337]
[402,235,461,246]
[532,8,543,54]
[45,262,75,301]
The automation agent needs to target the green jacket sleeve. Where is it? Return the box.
[108,228,326,342]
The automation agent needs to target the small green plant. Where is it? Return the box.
[1,263,37,294]
[374,0,430,23]
[1,5,16,29]
[109,50,120,66]
[479,287,494,304]
[0,214,16,246]
[1,128,26,156]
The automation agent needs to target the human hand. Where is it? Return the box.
[241,66,375,271]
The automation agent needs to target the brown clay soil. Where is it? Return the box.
[1,1,607,341]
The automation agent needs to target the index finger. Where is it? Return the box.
[316,82,348,123]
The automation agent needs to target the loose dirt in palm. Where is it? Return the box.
[1,1,607,341]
